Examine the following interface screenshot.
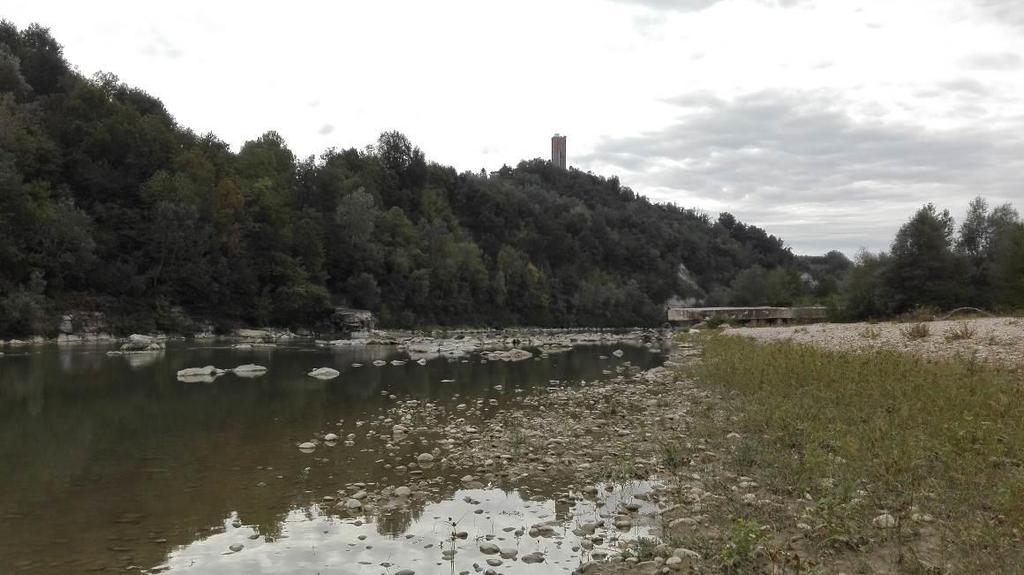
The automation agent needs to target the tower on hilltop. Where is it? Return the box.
[551,134,566,169]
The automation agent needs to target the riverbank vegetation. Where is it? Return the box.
[0,22,828,337]
[3,22,1020,338]
[692,335,1024,573]
[836,197,1024,321]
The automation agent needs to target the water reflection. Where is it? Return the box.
[0,340,665,573]
[154,482,660,574]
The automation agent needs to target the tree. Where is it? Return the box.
[990,222,1024,310]
[886,204,968,313]
[840,251,891,319]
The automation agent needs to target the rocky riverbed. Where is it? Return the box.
[269,336,841,575]
[729,316,1024,368]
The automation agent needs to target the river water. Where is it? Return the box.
[0,340,665,574]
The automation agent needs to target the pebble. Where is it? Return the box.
[873,513,896,528]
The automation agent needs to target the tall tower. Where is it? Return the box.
[551,134,566,169]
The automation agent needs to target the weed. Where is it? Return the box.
[899,322,930,340]
[657,439,689,470]
[599,460,639,483]
[720,518,764,572]
[860,325,882,340]
[944,321,976,341]
[694,335,1024,572]
[632,536,662,561]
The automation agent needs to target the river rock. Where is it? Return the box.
[484,349,534,362]
[324,433,339,442]
[395,570,415,575]
[229,543,244,552]
[121,334,164,352]
[612,516,632,529]
[298,442,316,451]
[479,541,500,554]
[307,367,340,380]
[416,452,434,463]
[231,364,267,376]
[345,498,362,510]
[521,551,545,564]
[177,365,221,377]
[873,513,896,528]
[394,486,412,497]
[673,548,701,561]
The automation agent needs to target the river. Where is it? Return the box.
[0,338,666,574]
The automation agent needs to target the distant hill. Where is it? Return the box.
[0,21,836,335]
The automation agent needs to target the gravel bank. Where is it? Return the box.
[728,317,1024,368]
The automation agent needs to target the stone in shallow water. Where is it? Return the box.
[228,543,243,552]
[478,541,500,554]
[521,551,545,564]
[231,364,267,375]
[307,367,340,380]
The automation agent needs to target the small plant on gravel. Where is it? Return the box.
[657,439,689,470]
[720,518,764,572]
[599,460,640,483]
[507,420,527,457]
[899,322,930,340]
[632,536,662,561]
[860,325,882,340]
[944,321,976,341]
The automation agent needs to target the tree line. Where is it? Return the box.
[9,23,1009,336]
[2,22,845,336]
[838,198,1024,319]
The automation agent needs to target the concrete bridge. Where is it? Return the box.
[667,306,827,326]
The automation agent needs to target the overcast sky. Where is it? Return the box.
[6,0,1023,254]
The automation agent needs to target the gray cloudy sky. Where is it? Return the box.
[6,0,1023,254]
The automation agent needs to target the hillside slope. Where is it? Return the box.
[0,22,809,335]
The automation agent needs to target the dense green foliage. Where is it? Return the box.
[836,197,1024,319]
[1,22,843,336]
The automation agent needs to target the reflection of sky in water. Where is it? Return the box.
[154,483,660,574]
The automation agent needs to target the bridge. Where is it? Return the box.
[667,306,827,326]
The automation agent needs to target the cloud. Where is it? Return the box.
[607,0,809,11]
[972,0,1024,30]
[608,0,722,11]
[582,89,1024,254]
[141,29,183,59]
[962,51,1023,70]
[318,123,334,135]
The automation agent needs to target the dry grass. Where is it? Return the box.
[899,322,931,340]
[944,321,977,341]
[693,335,1024,573]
